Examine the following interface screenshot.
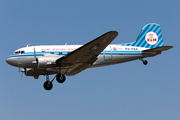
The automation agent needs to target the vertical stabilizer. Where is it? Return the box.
[122,23,164,48]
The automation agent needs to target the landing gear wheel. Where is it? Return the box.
[143,60,148,65]
[56,73,66,83]
[43,81,53,90]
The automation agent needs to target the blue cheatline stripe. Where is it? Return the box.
[102,50,142,53]
[26,51,71,54]
[7,54,43,58]
[7,50,143,59]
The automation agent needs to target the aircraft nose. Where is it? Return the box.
[6,57,16,66]
[6,58,12,65]
[6,57,24,67]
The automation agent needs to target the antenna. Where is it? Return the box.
[65,43,67,45]
[26,44,31,47]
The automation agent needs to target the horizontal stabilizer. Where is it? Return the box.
[142,46,173,52]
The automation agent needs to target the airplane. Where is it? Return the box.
[6,23,173,90]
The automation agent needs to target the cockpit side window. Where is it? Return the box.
[21,51,25,54]
[14,51,18,54]
[14,51,25,55]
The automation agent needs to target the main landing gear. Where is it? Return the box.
[139,58,148,65]
[43,75,53,90]
[56,73,66,83]
[43,73,66,91]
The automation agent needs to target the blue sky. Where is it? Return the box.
[0,0,179,120]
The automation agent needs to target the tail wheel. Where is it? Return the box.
[143,60,148,65]
[56,73,66,83]
[139,58,148,65]
[43,81,53,90]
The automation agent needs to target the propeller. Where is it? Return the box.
[18,68,26,78]
[20,68,26,73]
[32,47,37,65]
[18,67,21,73]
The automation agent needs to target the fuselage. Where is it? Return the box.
[6,44,156,69]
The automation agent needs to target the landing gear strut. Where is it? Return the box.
[139,58,148,65]
[56,65,66,83]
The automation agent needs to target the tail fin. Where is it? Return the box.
[122,23,164,48]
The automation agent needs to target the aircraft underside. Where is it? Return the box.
[15,53,157,90]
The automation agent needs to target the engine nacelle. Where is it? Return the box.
[37,55,60,68]
[25,68,40,79]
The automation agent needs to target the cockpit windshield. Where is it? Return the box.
[14,51,25,55]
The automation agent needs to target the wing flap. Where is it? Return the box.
[65,63,90,76]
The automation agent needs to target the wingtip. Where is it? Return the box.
[109,31,118,36]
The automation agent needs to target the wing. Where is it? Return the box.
[56,31,118,76]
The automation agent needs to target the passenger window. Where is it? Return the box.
[59,52,62,55]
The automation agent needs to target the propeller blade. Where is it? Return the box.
[20,68,25,78]
[34,47,36,61]
[20,69,25,72]
[32,47,37,64]
[18,67,20,73]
